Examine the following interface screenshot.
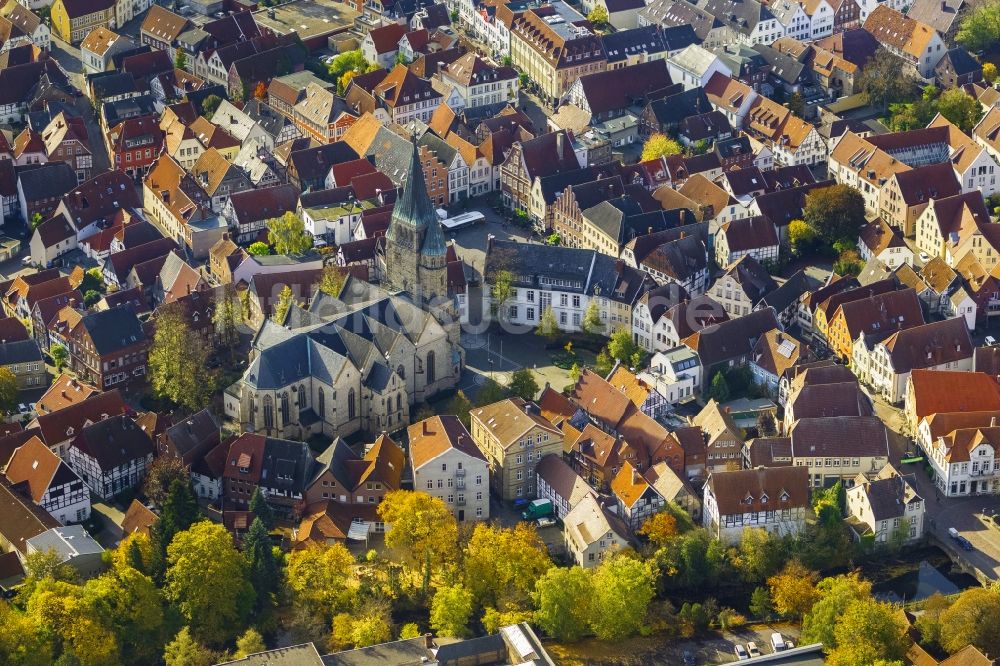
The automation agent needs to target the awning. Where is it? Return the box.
[347,519,372,541]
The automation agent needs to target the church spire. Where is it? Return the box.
[386,136,447,258]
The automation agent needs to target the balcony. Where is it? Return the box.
[456,478,466,490]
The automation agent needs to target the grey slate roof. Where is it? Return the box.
[80,305,146,356]
[758,270,812,315]
[18,162,77,202]
[0,339,42,366]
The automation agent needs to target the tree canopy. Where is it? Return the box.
[803,184,867,244]
[641,133,682,162]
[267,212,313,256]
[957,0,1000,52]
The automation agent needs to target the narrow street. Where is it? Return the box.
[49,36,111,173]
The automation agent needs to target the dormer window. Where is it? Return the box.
[760,494,769,504]
[745,494,754,504]
[780,491,789,502]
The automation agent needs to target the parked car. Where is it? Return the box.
[949,526,961,540]
[734,644,749,660]
[536,517,556,528]
[747,642,761,658]
[986,336,997,346]
[958,536,974,551]
[771,633,786,651]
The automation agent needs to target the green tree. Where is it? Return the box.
[166,522,254,646]
[19,547,78,599]
[757,410,777,436]
[534,567,593,642]
[938,587,1000,656]
[750,587,774,621]
[163,627,213,666]
[317,264,348,297]
[0,367,17,413]
[957,0,1000,52]
[242,517,278,611]
[569,363,582,382]
[860,48,916,111]
[30,212,43,229]
[734,528,785,584]
[0,601,53,666]
[149,307,215,412]
[827,598,907,666]
[201,95,222,119]
[490,270,514,321]
[787,91,805,117]
[508,368,539,401]
[767,560,819,619]
[985,62,998,84]
[83,289,102,307]
[248,487,274,530]
[587,4,609,26]
[49,343,68,370]
[589,555,656,640]
[143,455,188,506]
[937,88,984,134]
[833,249,864,277]
[430,584,474,638]
[536,306,560,341]
[79,267,105,294]
[83,567,165,664]
[272,285,297,323]
[350,614,392,648]
[174,50,187,70]
[327,49,369,81]
[914,593,951,651]
[607,329,641,366]
[637,511,679,546]
[463,523,552,610]
[213,284,241,351]
[594,349,613,377]
[654,528,728,593]
[150,479,202,581]
[399,623,421,639]
[25,579,120,665]
[803,184,867,244]
[446,390,473,427]
[641,132,682,162]
[483,608,534,634]
[248,241,271,256]
[285,542,355,620]
[233,628,266,659]
[475,377,508,406]
[707,371,730,403]
[801,573,872,649]
[267,212,313,255]
[581,300,603,335]
[378,491,458,594]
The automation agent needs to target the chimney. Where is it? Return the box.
[941,0,946,9]
[680,209,686,223]
[615,259,624,274]
[679,231,686,240]
[632,466,639,485]
[424,633,434,649]
[556,131,564,157]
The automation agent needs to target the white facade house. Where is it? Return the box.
[637,347,702,405]
[563,493,630,568]
[409,416,491,522]
[4,436,91,524]
[846,465,924,544]
[666,45,732,91]
[928,425,1000,497]
[536,454,596,520]
[703,466,810,544]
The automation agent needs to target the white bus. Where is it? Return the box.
[440,211,485,231]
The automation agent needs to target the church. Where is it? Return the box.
[225,139,465,439]
[380,138,451,305]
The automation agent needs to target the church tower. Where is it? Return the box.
[383,138,449,303]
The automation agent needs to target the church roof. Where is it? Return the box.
[386,137,447,259]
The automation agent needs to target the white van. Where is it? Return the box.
[770,632,786,651]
